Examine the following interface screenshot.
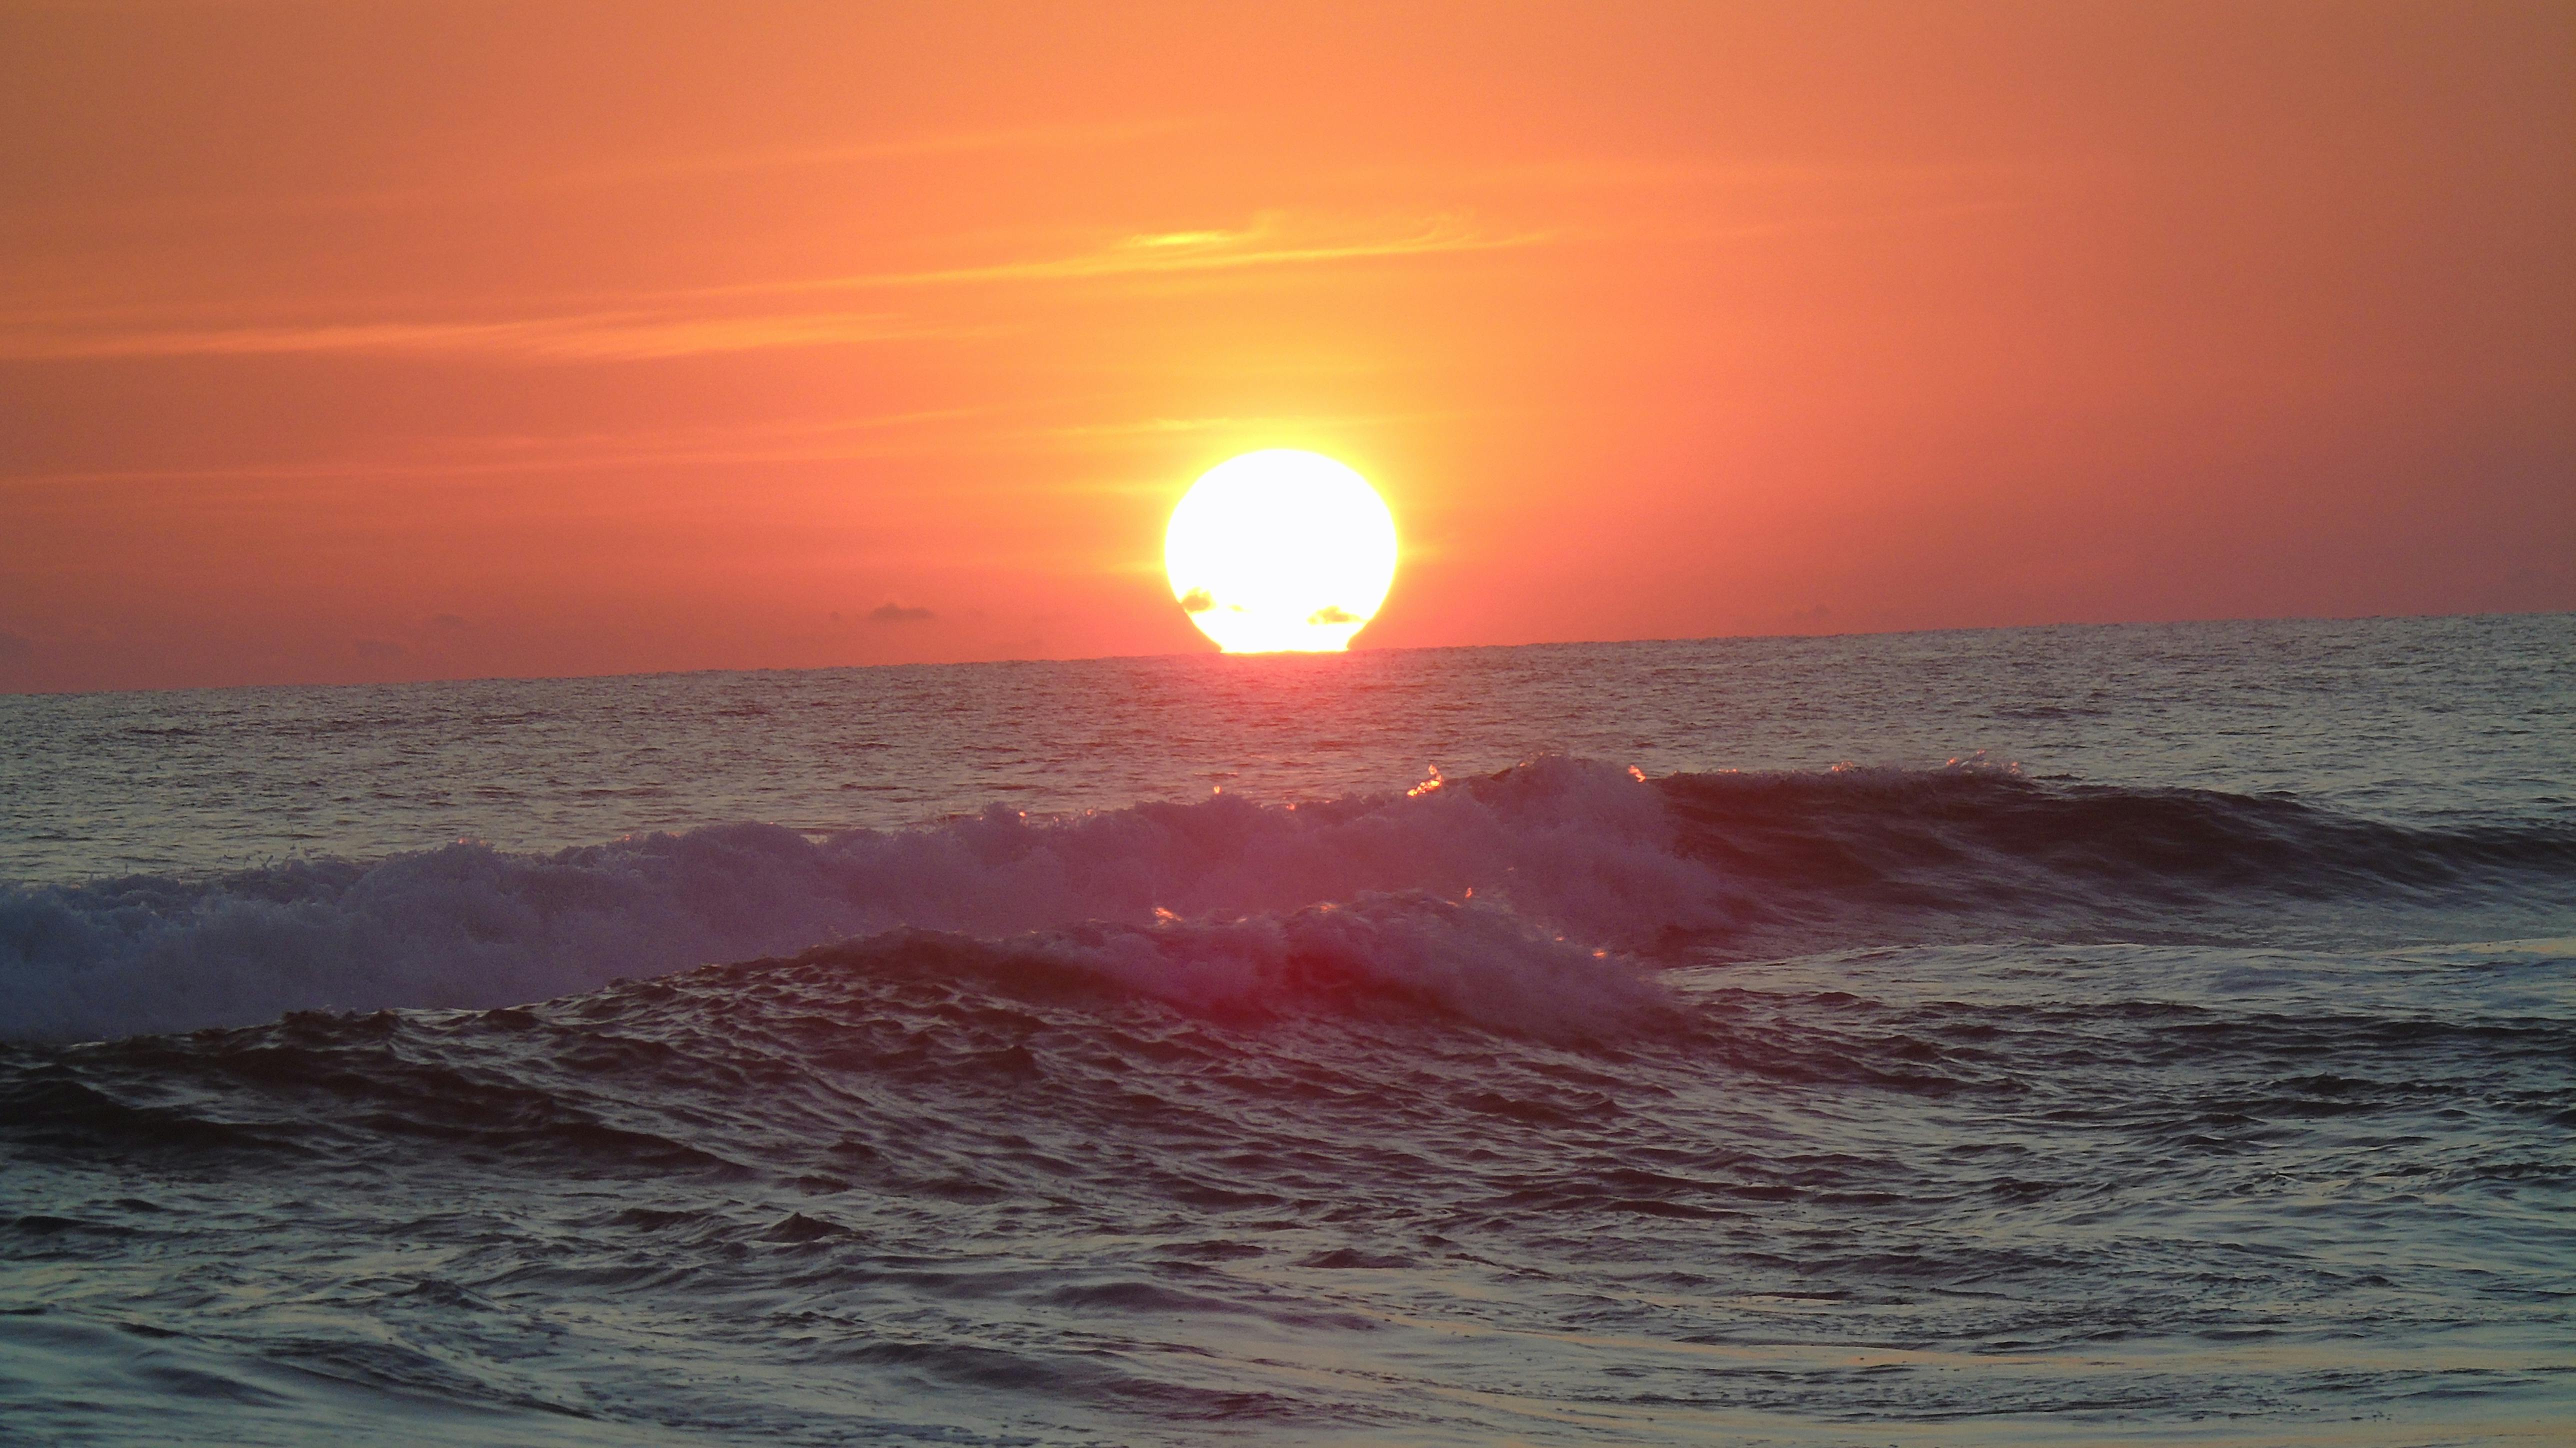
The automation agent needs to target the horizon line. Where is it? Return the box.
[4,606,2565,702]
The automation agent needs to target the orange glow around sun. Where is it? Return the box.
[1164,450,1398,653]
[0,4,2566,692]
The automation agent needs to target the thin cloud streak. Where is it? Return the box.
[1,213,1542,362]
[570,118,1206,190]
[0,407,1446,494]
[0,310,946,362]
[1031,408,1470,446]
[1338,154,2058,193]
[16,118,1206,224]
[0,446,958,492]
[0,410,995,493]
[674,213,1554,302]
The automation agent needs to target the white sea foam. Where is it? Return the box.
[10,748,2564,1043]
[0,758,1722,1042]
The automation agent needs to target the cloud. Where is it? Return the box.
[1179,588,1214,614]
[678,210,1553,302]
[0,212,1531,366]
[0,408,992,490]
[572,118,1201,191]
[36,119,1202,224]
[354,639,408,661]
[428,613,471,632]
[1308,605,1360,624]
[0,309,934,364]
[868,603,935,624]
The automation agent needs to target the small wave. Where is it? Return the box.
[4,757,2566,1042]
[1660,766,2574,898]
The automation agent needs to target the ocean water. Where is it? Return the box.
[2,614,2571,1446]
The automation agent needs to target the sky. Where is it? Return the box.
[3,0,2570,692]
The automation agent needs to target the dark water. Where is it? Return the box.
[2,616,2571,1444]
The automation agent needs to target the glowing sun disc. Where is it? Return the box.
[1165,450,1398,653]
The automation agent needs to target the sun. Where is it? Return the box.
[1165,450,1398,653]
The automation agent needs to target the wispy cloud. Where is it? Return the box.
[694,212,1552,300]
[0,400,1454,494]
[1,212,1540,363]
[566,118,1202,192]
[1342,154,2052,194]
[1027,408,1467,454]
[0,308,944,362]
[0,408,992,492]
[20,118,1206,224]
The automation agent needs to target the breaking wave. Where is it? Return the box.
[4,757,2569,1042]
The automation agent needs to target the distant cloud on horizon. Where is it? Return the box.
[868,603,936,624]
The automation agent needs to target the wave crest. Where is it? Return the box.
[4,756,2566,1042]
[0,758,1698,1041]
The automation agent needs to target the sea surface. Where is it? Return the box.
[2,614,2572,1446]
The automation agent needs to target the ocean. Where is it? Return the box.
[2,614,2570,1446]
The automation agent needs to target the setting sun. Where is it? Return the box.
[1164,450,1399,653]
[4,8,2568,1445]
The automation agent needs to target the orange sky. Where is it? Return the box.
[4,0,2570,692]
